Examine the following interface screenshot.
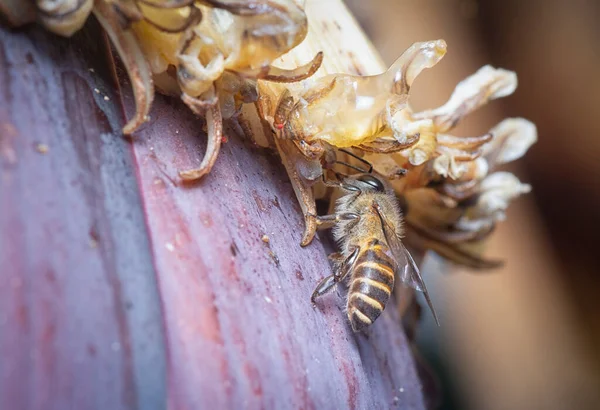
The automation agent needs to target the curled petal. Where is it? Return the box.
[179,92,223,181]
[386,95,418,143]
[407,148,428,166]
[181,89,219,113]
[430,240,504,270]
[436,179,479,201]
[483,117,538,167]
[202,0,309,74]
[415,65,518,132]
[437,145,482,162]
[138,0,195,7]
[359,132,420,153]
[274,139,321,246]
[403,188,462,229]
[432,153,469,179]
[93,1,154,134]
[0,0,36,27]
[386,39,447,94]
[455,216,495,233]
[409,220,494,244]
[259,51,323,83]
[177,31,225,96]
[397,129,437,166]
[406,225,504,269]
[294,140,327,163]
[275,40,443,151]
[138,3,202,33]
[453,157,489,183]
[461,171,531,226]
[110,0,143,22]
[272,88,294,131]
[36,0,93,37]
[198,0,287,16]
[437,132,493,151]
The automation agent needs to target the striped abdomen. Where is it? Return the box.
[347,240,396,332]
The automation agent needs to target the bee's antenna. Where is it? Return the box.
[334,161,369,174]
[338,148,373,173]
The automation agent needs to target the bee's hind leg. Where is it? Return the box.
[310,274,338,303]
[311,247,360,303]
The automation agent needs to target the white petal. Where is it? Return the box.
[484,118,538,165]
[414,65,518,131]
[477,172,531,216]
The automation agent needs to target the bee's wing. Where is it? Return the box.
[373,202,440,326]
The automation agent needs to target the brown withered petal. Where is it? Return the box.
[403,188,463,230]
[275,137,322,246]
[408,220,494,245]
[93,0,154,135]
[179,91,224,181]
[259,51,323,82]
[405,226,504,270]
[359,132,421,153]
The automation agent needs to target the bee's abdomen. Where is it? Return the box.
[347,242,395,332]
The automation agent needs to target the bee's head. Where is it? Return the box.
[353,174,386,192]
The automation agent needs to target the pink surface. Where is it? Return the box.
[0,21,425,410]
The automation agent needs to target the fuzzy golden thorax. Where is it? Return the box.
[332,175,404,257]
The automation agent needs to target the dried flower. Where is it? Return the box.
[1,0,322,181]
[265,38,535,255]
[402,118,537,268]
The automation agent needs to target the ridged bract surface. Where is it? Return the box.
[0,17,426,410]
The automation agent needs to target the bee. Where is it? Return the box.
[311,170,438,331]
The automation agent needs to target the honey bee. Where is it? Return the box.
[311,170,438,331]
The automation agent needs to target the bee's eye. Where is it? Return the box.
[357,175,385,192]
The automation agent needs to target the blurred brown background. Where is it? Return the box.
[344,0,600,409]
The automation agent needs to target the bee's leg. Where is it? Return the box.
[308,212,360,230]
[328,252,345,265]
[311,247,360,303]
[320,170,361,192]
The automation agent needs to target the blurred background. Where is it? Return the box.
[344,0,600,409]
